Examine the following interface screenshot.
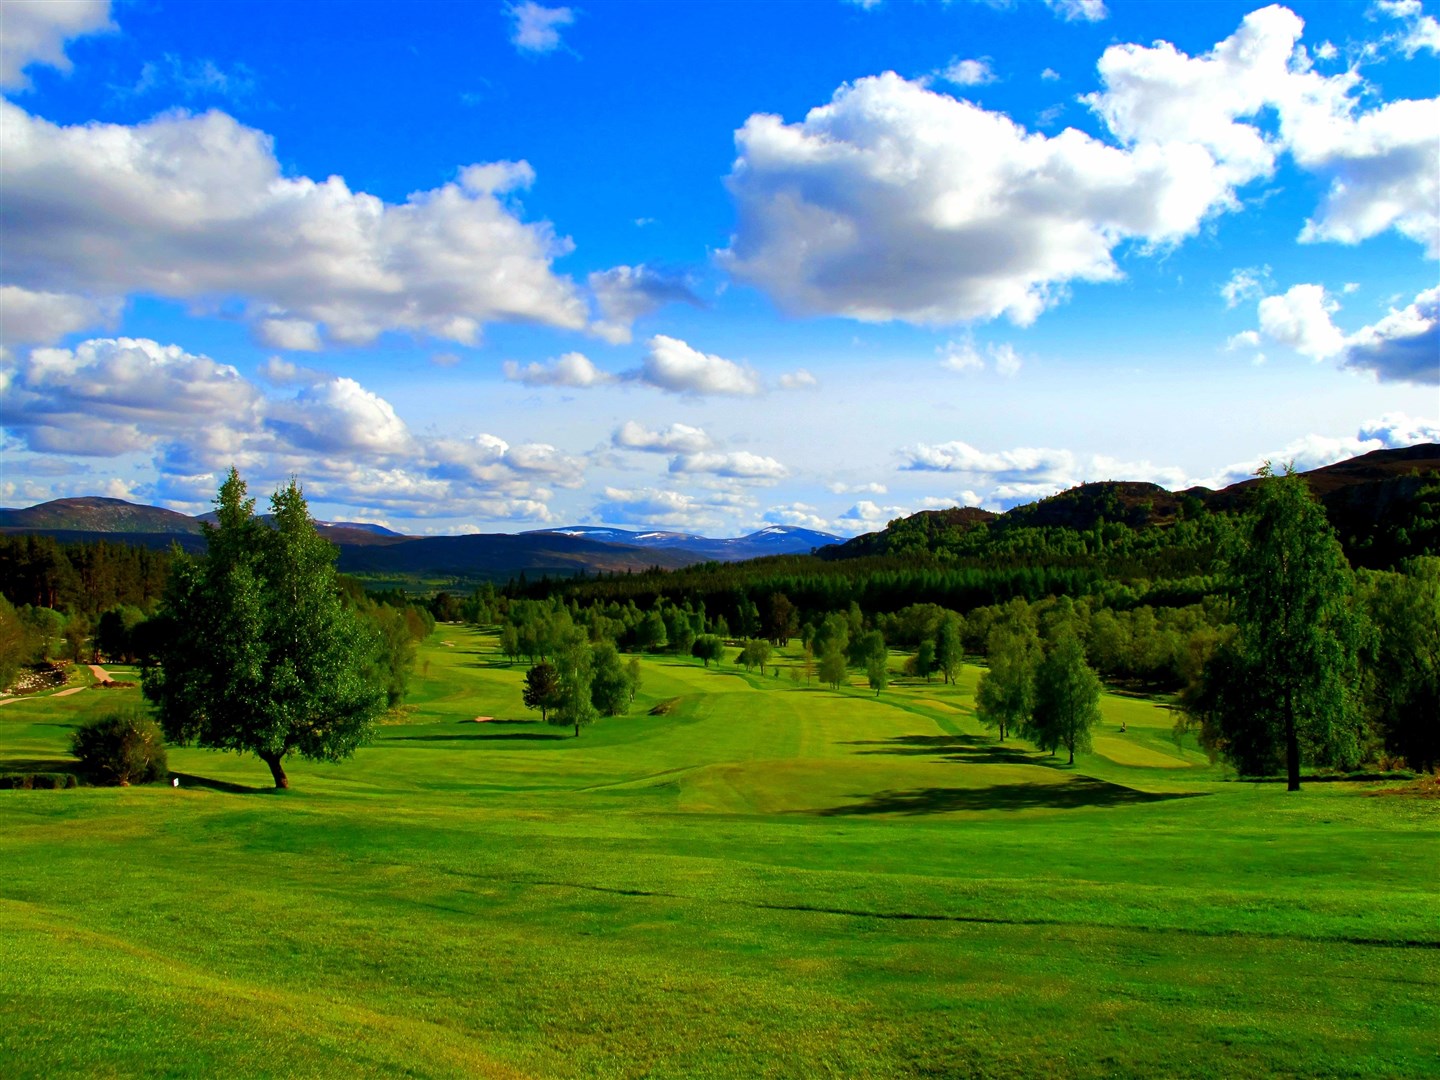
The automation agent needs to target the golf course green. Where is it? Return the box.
[2,627,1436,1078]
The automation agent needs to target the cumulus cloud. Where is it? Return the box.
[723,8,1436,330]
[612,420,713,454]
[503,352,615,388]
[0,285,117,351]
[1233,282,1437,383]
[836,500,910,533]
[633,335,761,396]
[828,481,888,496]
[942,58,996,86]
[762,502,833,532]
[508,2,575,54]
[1256,284,1346,360]
[1,337,262,456]
[257,318,324,352]
[670,450,788,480]
[0,335,585,523]
[1342,286,1439,384]
[0,102,587,348]
[588,265,702,344]
[723,68,1245,327]
[1090,5,1438,257]
[592,485,754,531]
[0,0,114,89]
[778,368,819,390]
[1202,412,1440,488]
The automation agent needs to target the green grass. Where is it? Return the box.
[2,628,1436,1078]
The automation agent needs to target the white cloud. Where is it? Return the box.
[836,500,910,532]
[762,502,832,532]
[723,61,1255,327]
[592,485,754,531]
[0,102,587,347]
[1202,412,1440,488]
[130,54,257,104]
[1342,285,1439,384]
[0,335,585,524]
[670,451,788,480]
[1314,41,1339,60]
[1041,68,1062,81]
[1235,282,1435,381]
[778,368,819,390]
[258,356,326,386]
[0,0,114,89]
[257,318,323,352]
[1045,0,1108,22]
[634,335,761,396]
[0,285,117,350]
[1371,0,1440,56]
[942,58,996,86]
[509,2,575,54]
[267,377,414,457]
[828,481,888,496]
[1256,284,1346,360]
[1088,5,1438,258]
[919,492,984,509]
[902,440,1078,482]
[612,420,713,454]
[588,264,701,344]
[503,352,615,388]
[1,337,261,456]
[939,338,1023,375]
[1221,266,1271,308]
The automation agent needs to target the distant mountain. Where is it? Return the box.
[822,444,1440,567]
[334,532,700,578]
[0,497,202,534]
[528,523,841,561]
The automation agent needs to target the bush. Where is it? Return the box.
[70,709,169,786]
[0,772,79,790]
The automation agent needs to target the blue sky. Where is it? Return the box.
[1,0,1436,536]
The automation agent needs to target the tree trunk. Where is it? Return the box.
[1286,712,1301,792]
[1068,746,1075,765]
[574,721,580,737]
[259,750,289,789]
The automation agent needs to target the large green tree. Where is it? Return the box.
[975,621,1041,743]
[1185,465,1366,790]
[1358,558,1439,772]
[143,471,387,789]
[1027,634,1101,765]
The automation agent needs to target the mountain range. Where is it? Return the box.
[3,444,1435,578]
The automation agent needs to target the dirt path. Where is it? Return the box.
[0,664,116,705]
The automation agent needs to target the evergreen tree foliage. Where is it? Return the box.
[522,661,560,722]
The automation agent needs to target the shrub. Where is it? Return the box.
[0,772,79,790]
[70,709,169,786]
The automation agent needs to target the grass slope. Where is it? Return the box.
[1,629,1436,1079]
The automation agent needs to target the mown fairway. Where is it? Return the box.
[2,629,1437,1079]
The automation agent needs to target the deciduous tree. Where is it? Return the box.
[143,471,387,789]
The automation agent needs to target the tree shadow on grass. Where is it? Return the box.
[843,733,1059,769]
[813,776,1209,816]
[384,731,567,742]
[170,771,273,795]
[1,757,78,773]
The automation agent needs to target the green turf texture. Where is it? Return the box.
[2,629,1436,1078]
